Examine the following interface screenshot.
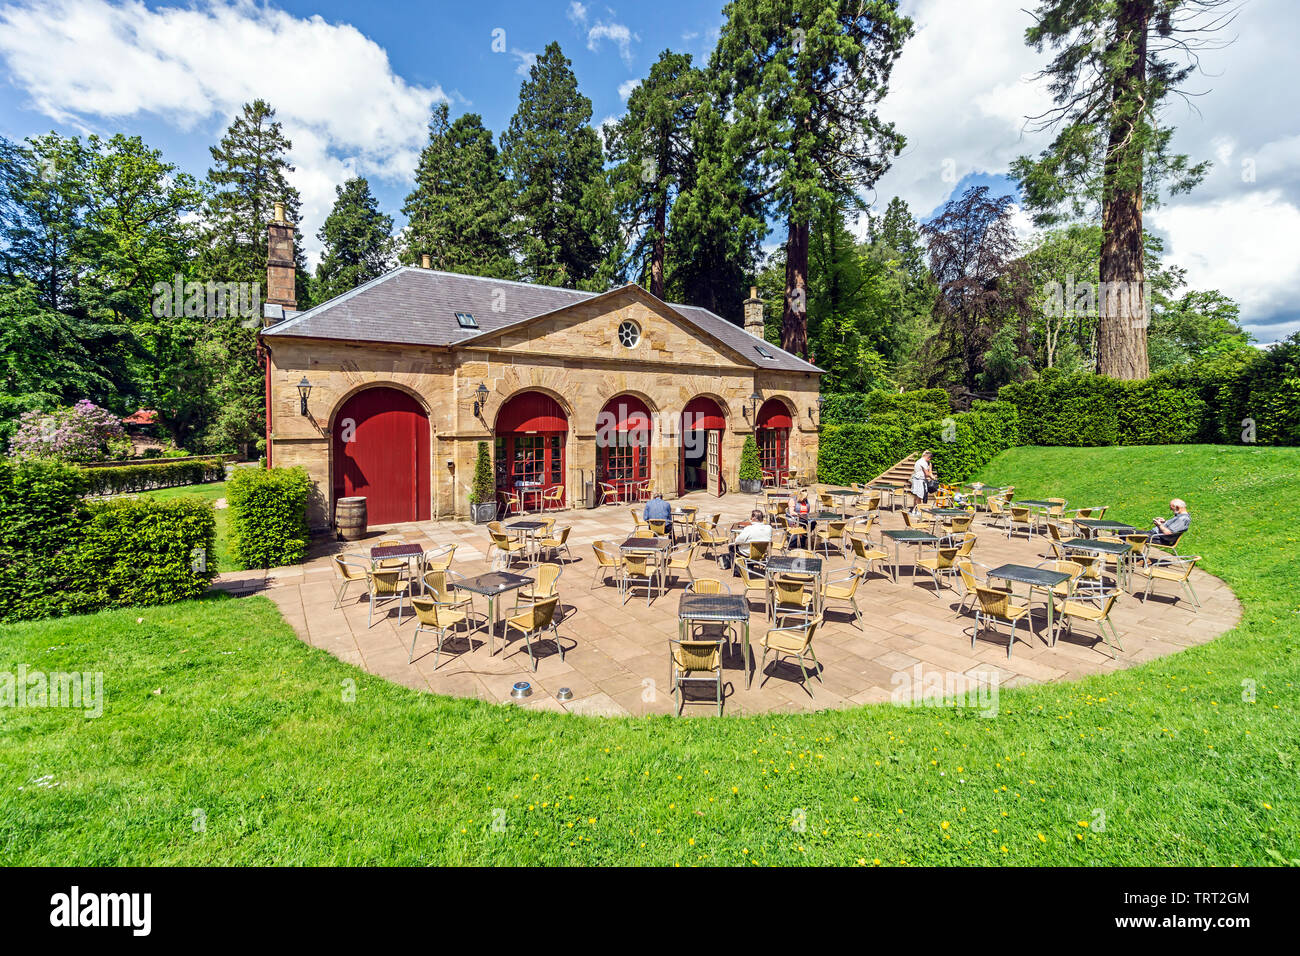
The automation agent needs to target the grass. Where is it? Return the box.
[1,445,1296,865]
[139,481,231,573]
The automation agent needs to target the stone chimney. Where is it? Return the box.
[420,253,432,270]
[743,286,765,340]
[266,202,296,310]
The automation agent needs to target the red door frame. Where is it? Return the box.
[756,398,793,483]
[679,396,726,497]
[332,386,430,525]
[495,391,568,508]
[597,394,652,501]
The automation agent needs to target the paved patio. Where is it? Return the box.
[214,491,1241,717]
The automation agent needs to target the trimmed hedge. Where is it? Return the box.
[227,466,312,570]
[80,456,226,496]
[821,388,951,426]
[999,341,1300,448]
[817,414,914,486]
[0,459,216,623]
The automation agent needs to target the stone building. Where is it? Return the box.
[258,210,823,528]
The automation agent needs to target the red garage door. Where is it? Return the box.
[333,387,430,525]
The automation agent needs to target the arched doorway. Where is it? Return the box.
[596,394,653,501]
[332,387,430,525]
[755,398,793,484]
[495,391,568,510]
[680,396,726,497]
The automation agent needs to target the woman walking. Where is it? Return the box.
[911,450,935,513]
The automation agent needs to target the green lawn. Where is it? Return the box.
[140,481,231,572]
[2,446,1296,865]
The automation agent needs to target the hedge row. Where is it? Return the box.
[818,403,1020,487]
[0,459,216,623]
[821,388,951,426]
[227,466,312,570]
[80,456,226,496]
[999,342,1300,447]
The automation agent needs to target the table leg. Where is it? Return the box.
[743,619,752,689]
[486,594,496,655]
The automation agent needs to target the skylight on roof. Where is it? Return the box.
[455,312,478,329]
[754,344,773,359]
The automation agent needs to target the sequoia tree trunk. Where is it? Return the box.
[782,218,809,358]
[1097,0,1151,380]
[650,198,666,300]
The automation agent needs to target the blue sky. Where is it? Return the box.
[0,0,1296,341]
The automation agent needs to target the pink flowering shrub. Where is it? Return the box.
[7,400,130,462]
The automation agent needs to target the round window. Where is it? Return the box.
[617,320,640,348]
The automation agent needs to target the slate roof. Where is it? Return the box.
[261,267,821,374]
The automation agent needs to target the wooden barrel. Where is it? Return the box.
[335,497,368,541]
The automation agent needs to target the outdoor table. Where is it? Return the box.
[369,543,424,587]
[621,536,670,600]
[881,528,939,583]
[765,554,824,615]
[1062,537,1133,589]
[505,520,549,563]
[1073,518,1138,538]
[823,488,857,516]
[868,483,904,510]
[962,482,989,509]
[513,482,544,512]
[1014,499,1057,509]
[452,570,535,655]
[678,592,753,688]
[987,563,1072,646]
[925,507,970,517]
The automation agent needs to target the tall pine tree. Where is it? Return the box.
[500,42,617,289]
[713,0,912,358]
[401,104,514,278]
[315,176,392,302]
[604,51,705,299]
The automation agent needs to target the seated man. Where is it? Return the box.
[730,509,773,559]
[643,491,673,537]
[1149,498,1191,547]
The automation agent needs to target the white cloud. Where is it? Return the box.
[587,20,638,65]
[867,0,1300,340]
[0,0,447,267]
[567,2,588,26]
[618,78,640,101]
[510,48,538,77]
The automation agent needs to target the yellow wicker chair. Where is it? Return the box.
[821,567,865,629]
[953,559,1007,619]
[1051,589,1123,658]
[590,540,623,591]
[696,521,730,560]
[621,551,662,606]
[689,577,729,594]
[759,615,823,692]
[422,568,475,616]
[504,595,562,671]
[1035,559,1084,600]
[630,507,649,534]
[1006,506,1037,540]
[666,542,697,587]
[814,518,848,558]
[375,537,408,570]
[331,554,370,609]
[948,512,975,535]
[669,639,724,716]
[487,527,530,569]
[420,544,457,578]
[536,525,572,563]
[916,534,976,597]
[1132,552,1202,607]
[364,567,410,628]
[541,485,565,511]
[847,534,889,579]
[771,573,815,625]
[647,518,669,537]
[514,563,563,612]
[408,594,471,667]
[736,558,771,614]
[972,585,1032,658]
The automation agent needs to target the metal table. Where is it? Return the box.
[1062,537,1133,589]
[452,570,535,655]
[765,554,824,614]
[987,563,1072,646]
[678,592,753,688]
[881,529,938,583]
[505,520,549,563]
[823,488,858,516]
[369,543,424,589]
[868,483,904,510]
[1074,518,1137,538]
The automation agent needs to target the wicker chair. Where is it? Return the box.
[669,639,724,716]
[820,567,865,629]
[847,534,889,579]
[408,594,471,667]
[504,595,562,671]
[331,554,370,609]
[953,559,1007,620]
[695,521,731,561]
[972,585,1031,658]
[759,615,823,692]
[514,563,563,612]
[535,526,572,563]
[916,534,976,597]
[666,542,697,587]
[422,568,475,617]
[814,518,848,558]
[770,573,815,626]
[590,540,622,591]
[365,567,410,628]
[540,485,565,511]
[621,551,662,606]
[1132,552,1202,607]
[1006,506,1036,540]
[487,527,530,569]
[1052,589,1123,658]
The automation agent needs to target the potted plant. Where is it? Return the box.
[738,434,764,495]
[468,441,497,524]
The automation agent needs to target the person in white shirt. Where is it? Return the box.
[911,450,935,510]
[730,509,773,563]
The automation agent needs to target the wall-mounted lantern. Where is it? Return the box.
[748,390,763,422]
[473,382,490,418]
[297,376,313,416]
[810,393,824,426]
